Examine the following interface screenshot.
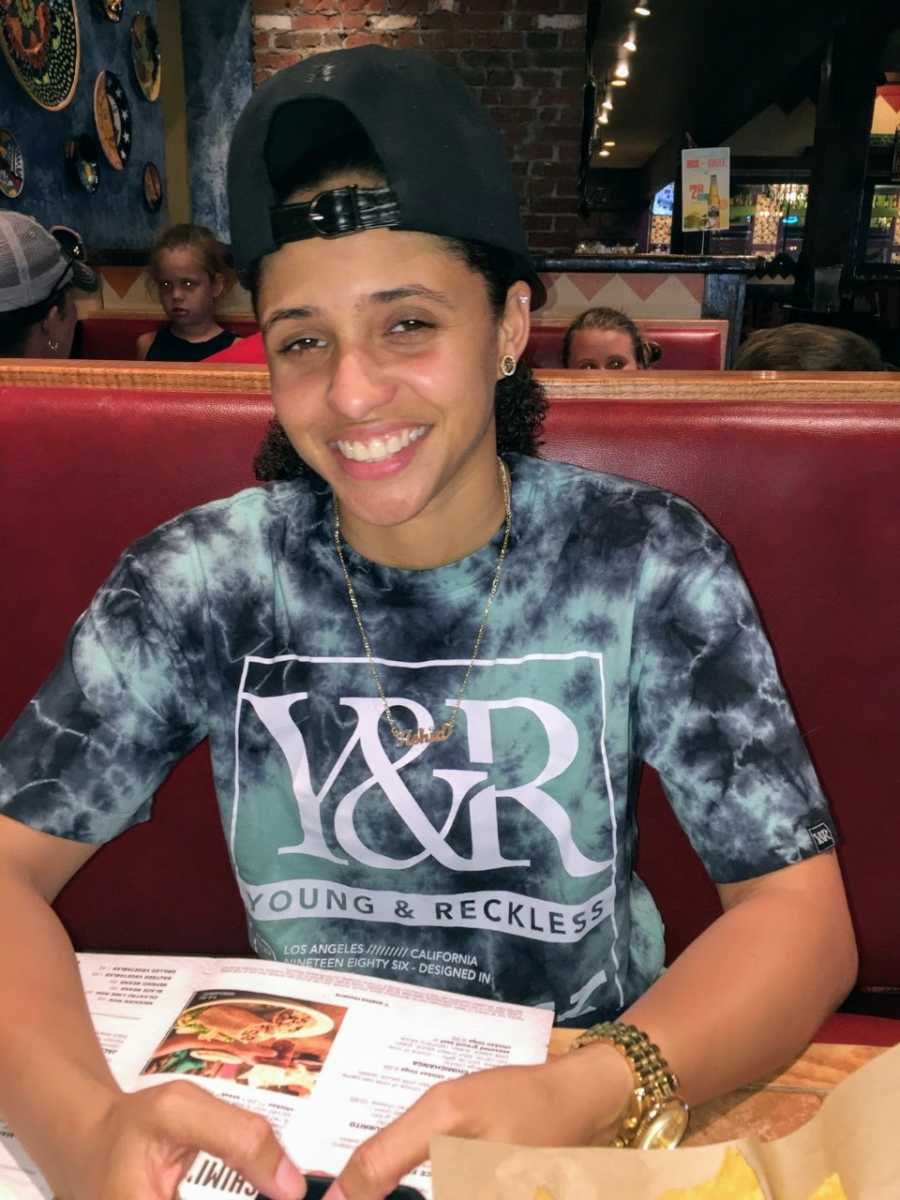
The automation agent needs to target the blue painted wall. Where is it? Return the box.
[0,0,168,250]
[180,0,252,241]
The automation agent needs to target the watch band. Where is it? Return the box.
[569,1021,688,1149]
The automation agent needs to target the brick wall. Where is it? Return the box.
[251,0,590,256]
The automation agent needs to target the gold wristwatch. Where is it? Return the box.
[569,1021,689,1149]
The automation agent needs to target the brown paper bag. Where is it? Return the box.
[431,1042,900,1199]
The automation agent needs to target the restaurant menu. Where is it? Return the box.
[0,952,553,1200]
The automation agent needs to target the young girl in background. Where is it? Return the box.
[136,224,240,362]
[562,305,661,370]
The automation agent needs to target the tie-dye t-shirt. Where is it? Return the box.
[0,454,835,1024]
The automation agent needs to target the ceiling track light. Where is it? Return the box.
[634,4,651,15]
[602,92,614,110]
[623,26,637,52]
[597,110,609,124]
[599,149,611,157]
[603,140,616,147]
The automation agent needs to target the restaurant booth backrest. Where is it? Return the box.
[77,314,260,360]
[1,363,899,1021]
[525,320,727,370]
[75,314,726,370]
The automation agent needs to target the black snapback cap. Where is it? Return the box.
[227,46,545,308]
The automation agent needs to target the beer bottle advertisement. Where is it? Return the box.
[681,147,730,232]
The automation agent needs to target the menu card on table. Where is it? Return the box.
[0,952,553,1200]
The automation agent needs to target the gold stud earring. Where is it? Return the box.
[500,354,516,377]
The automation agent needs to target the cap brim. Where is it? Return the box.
[71,260,99,293]
[528,273,546,311]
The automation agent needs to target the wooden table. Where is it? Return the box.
[547,1030,886,1145]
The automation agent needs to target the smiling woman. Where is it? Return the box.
[0,43,857,1200]
[253,228,538,559]
[252,231,547,506]
[244,104,547,564]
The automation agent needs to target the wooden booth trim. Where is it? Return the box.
[0,360,273,395]
[1,360,900,404]
[538,370,900,403]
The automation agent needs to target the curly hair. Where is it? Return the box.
[248,128,547,482]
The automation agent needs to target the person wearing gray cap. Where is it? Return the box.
[0,46,854,1200]
[0,211,98,358]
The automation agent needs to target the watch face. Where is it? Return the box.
[636,1099,690,1150]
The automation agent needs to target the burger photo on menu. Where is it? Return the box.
[141,989,347,1097]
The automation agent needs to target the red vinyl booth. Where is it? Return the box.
[76,314,726,370]
[1,363,898,1042]
[77,313,259,360]
[526,320,727,370]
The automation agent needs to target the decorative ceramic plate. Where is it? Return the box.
[0,128,25,198]
[0,0,81,112]
[93,70,132,171]
[130,11,160,102]
[64,134,100,193]
[142,160,162,212]
[94,0,123,21]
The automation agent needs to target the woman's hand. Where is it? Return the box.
[326,1046,632,1200]
[56,1080,305,1200]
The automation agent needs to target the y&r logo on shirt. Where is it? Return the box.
[231,653,615,880]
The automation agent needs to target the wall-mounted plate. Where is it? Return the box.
[0,128,25,198]
[93,70,132,171]
[65,134,101,194]
[0,0,81,112]
[130,11,160,102]
[95,0,124,22]
[142,160,162,212]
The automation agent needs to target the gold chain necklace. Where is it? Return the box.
[333,457,512,748]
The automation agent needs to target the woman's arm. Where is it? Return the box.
[0,815,305,1200]
[0,815,114,1159]
[135,331,153,360]
[625,849,856,1103]
[327,850,856,1200]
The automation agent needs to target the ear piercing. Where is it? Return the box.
[500,354,517,377]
